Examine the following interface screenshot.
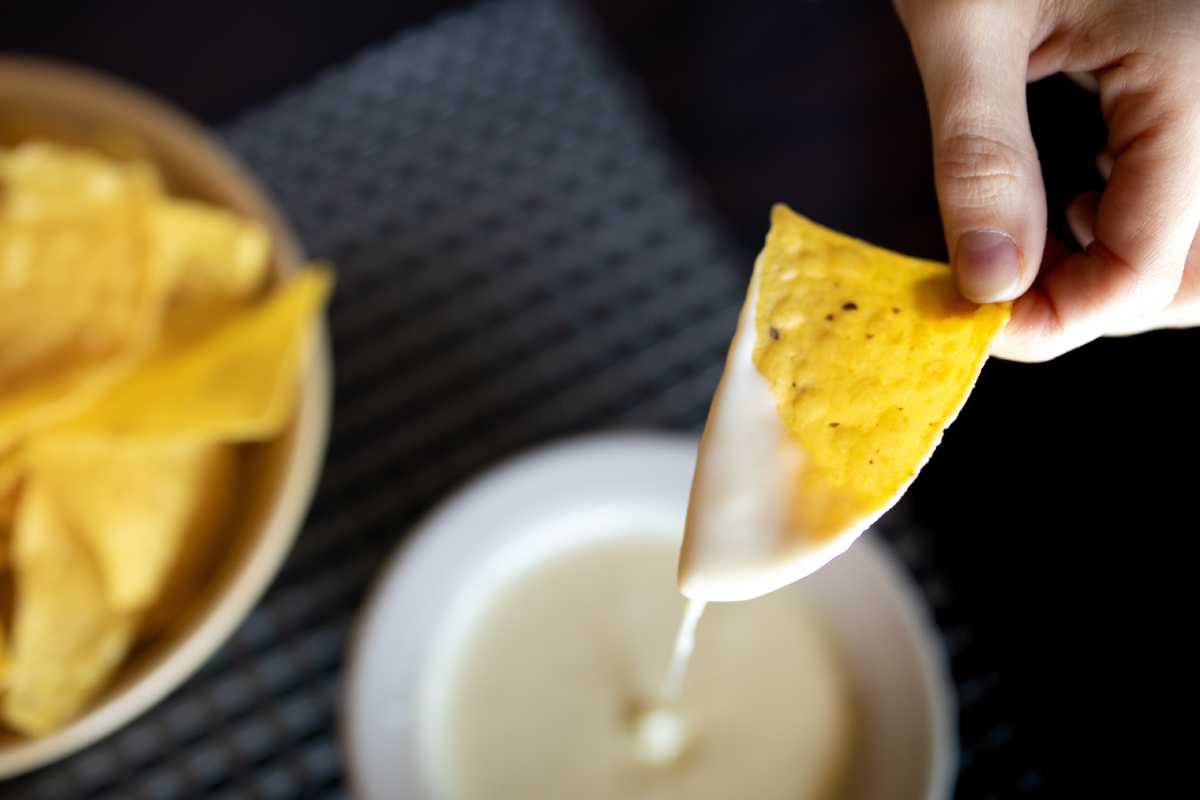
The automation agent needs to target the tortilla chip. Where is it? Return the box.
[752,205,1009,532]
[57,268,331,441]
[154,199,271,299]
[3,479,135,734]
[28,437,238,612]
[680,205,1009,600]
[153,199,272,341]
[0,143,170,450]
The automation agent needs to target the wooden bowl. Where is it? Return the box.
[0,57,332,777]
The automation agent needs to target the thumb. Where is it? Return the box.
[901,2,1046,303]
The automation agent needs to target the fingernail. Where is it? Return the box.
[954,230,1022,302]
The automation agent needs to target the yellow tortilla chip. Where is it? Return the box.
[0,141,160,220]
[28,437,238,611]
[154,199,271,299]
[58,268,331,441]
[0,143,170,450]
[154,199,272,341]
[680,205,1008,601]
[3,479,135,735]
[753,205,1010,534]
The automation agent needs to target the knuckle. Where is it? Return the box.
[934,130,1031,208]
[1091,243,1181,315]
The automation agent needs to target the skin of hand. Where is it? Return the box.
[894,0,1200,361]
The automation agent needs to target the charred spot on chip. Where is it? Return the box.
[866,333,874,339]
[768,326,780,340]
[892,307,900,314]
[842,302,858,311]
[829,422,839,428]
[825,313,835,321]
[869,459,875,465]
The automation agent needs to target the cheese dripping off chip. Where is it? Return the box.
[679,205,1009,601]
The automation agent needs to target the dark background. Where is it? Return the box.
[4,0,1190,791]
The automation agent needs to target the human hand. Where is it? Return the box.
[894,0,1200,361]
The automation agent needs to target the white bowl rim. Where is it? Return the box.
[339,431,957,800]
[0,58,334,778]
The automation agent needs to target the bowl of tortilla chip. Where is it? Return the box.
[0,58,332,776]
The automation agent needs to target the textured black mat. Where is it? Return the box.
[2,1,1035,796]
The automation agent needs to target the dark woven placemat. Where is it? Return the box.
[2,1,1036,796]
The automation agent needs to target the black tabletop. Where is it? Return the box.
[4,0,1188,792]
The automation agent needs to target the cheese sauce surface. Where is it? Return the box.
[430,533,854,800]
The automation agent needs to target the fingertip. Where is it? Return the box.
[1066,192,1100,250]
[989,289,1062,362]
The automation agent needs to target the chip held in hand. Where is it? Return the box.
[679,205,1010,601]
